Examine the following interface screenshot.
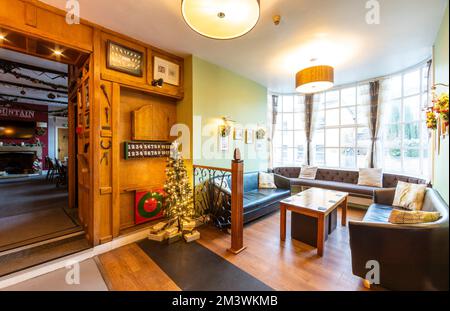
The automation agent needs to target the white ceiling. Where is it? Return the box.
[43,0,447,93]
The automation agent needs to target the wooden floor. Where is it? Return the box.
[97,208,367,291]
[198,208,367,291]
[98,244,180,291]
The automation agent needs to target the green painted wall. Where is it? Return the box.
[190,56,268,172]
[433,4,449,204]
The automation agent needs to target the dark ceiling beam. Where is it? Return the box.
[0,93,67,105]
[0,58,68,77]
[0,80,68,95]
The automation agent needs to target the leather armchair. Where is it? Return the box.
[349,188,449,291]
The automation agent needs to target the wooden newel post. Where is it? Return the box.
[228,148,246,255]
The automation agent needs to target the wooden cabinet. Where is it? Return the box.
[152,104,172,141]
[131,101,175,141]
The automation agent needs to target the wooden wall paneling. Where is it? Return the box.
[152,102,175,141]
[119,192,135,230]
[0,0,185,243]
[98,31,184,100]
[118,88,177,228]
[98,81,113,243]
[0,0,93,52]
[148,48,184,99]
[112,82,121,237]
[131,104,154,141]
[0,26,86,65]
[24,2,37,27]
[91,28,105,245]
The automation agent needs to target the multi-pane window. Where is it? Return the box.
[312,85,371,169]
[380,63,430,176]
[271,62,430,177]
[273,95,307,167]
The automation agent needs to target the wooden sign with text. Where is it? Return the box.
[124,141,171,160]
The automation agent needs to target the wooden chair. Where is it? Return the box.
[55,159,67,187]
[45,156,57,182]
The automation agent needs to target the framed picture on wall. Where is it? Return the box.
[219,125,230,151]
[256,140,264,151]
[106,40,144,77]
[153,56,180,86]
[234,128,243,140]
[245,129,254,144]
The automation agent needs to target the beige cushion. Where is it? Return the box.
[299,166,318,180]
[389,209,441,224]
[358,168,383,188]
[259,172,277,189]
[392,181,427,211]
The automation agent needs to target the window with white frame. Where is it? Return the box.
[380,63,430,177]
[311,85,371,169]
[272,95,307,167]
[270,62,431,177]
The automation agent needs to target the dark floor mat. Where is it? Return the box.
[137,239,273,291]
[0,234,90,278]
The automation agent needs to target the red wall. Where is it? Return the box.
[0,103,49,163]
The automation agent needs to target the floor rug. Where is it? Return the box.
[137,239,273,291]
[0,208,79,249]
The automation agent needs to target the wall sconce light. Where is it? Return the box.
[151,78,164,88]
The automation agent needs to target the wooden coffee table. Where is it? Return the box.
[280,188,349,256]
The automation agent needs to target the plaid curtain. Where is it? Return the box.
[368,81,380,168]
[304,95,314,165]
[269,95,279,169]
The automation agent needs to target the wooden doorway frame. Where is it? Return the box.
[0,27,92,235]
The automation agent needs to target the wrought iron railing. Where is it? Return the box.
[193,165,232,230]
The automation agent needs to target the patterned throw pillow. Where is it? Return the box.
[259,172,277,189]
[392,181,427,211]
[389,209,441,224]
[299,166,318,180]
[358,168,383,188]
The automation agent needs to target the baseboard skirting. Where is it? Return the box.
[0,226,151,289]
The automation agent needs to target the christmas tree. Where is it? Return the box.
[163,142,194,231]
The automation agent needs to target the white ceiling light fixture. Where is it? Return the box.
[181,0,260,40]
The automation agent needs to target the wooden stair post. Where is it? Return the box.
[228,148,246,254]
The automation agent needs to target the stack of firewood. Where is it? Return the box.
[148,218,201,243]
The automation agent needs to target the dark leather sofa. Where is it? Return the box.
[349,188,449,290]
[271,167,429,198]
[211,172,291,228]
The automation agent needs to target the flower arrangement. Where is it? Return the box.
[426,107,437,130]
[435,93,449,126]
[219,125,231,137]
[427,92,449,132]
[256,128,266,140]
